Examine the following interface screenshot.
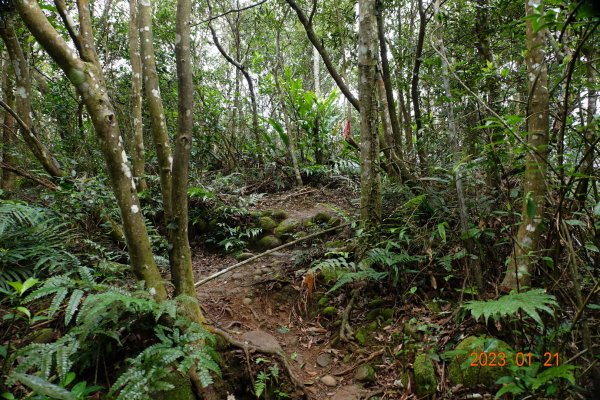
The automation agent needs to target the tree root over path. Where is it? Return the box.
[195,223,350,287]
[210,327,310,398]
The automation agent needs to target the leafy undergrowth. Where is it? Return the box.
[1,180,598,399]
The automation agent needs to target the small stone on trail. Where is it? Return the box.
[354,364,375,382]
[317,352,332,368]
[320,375,337,387]
[242,297,253,305]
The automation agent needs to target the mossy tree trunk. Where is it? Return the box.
[358,0,381,229]
[15,0,167,300]
[127,0,147,192]
[501,0,550,291]
[1,58,16,193]
[172,0,205,324]
[138,0,173,217]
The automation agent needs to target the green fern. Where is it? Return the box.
[464,289,558,326]
[0,200,79,292]
[109,322,220,400]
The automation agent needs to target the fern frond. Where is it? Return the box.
[65,289,84,326]
[464,289,557,326]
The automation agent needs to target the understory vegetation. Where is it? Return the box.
[0,0,599,399]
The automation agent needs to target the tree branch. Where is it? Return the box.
[192,0,269,26]
[285,0,360,111]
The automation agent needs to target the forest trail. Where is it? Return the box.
[192,188,378,399]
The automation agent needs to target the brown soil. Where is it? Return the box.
[193,187,377,399]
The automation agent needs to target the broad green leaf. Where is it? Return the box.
[565,219,586,228]
[438,223,447,243]
[526,192,535,218]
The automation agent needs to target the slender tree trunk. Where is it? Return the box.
[358,0,381,229]
[0,21,63,178]
[501,0,550,291]
[1,57,16,193]
[172,0,205,324]
[15,0,167,299]
[128,0,146,192]
[411,0,427,169]
[138,0,173,217]
[313,46,321,97]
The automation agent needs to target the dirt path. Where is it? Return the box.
[192,187,377,399]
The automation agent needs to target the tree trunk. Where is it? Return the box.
[1,56,16,193]
[15,0,167,300]
[138,0,173,217]
[358,0,381,229]
[411,0,427,169]
[128,0,146,192]
[501,0,550,291]
[0,20,63,178]
[172,0,205,324]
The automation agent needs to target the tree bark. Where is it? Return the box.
[173,0,206,324]
[0,20,63,178]
[1,56,16,193]
[358,0,381,229]
[138,0,173,217]
[411,0,427,169]
[501,0,550,291]
[128,0,147,192]
[15,0,167,300]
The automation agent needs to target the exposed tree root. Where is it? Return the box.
[339,287,361,342]
[211,327,309,398]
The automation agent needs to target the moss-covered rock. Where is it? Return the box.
[312,211,332,224]
[414,353,436,396]
[273,218,300,237]
[151,371,193,400]
[447,335,512,387]
[272,209,288,220]
[259,216,278,231]
[354,364,376,382]
[256,235,282,250]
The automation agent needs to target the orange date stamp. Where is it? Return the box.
[469,351,560,367]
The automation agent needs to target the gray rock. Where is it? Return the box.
[320,375,337,387]
[316,352,332,368]
[242,297,253,305]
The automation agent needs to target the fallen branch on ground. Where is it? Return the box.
[194,223,350,287]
